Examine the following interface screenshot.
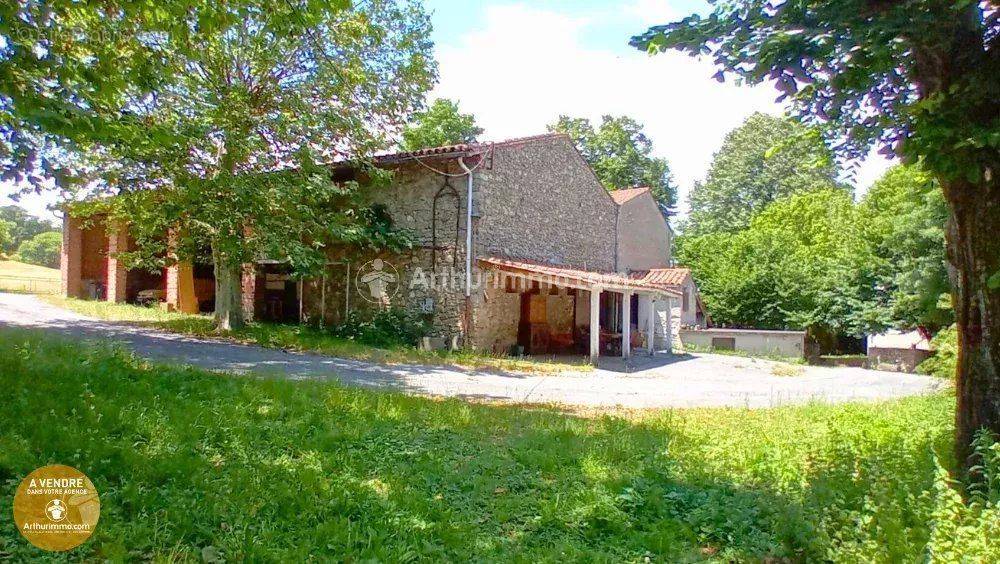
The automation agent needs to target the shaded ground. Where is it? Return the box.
[0,293,945,408]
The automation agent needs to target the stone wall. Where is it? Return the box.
[474,283,521,353]
[867,347,935,373]
[616,191,671,271]
[469,136,618,350]
[301,135,623,349]
[474,135,618,271]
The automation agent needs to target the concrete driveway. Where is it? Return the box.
[0,293,946,409]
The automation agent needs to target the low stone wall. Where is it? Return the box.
[867,347,934,373]
[680,328,805,358]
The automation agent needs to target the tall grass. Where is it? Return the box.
[1,328,997,560]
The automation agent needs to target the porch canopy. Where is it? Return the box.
[478,256,682,363]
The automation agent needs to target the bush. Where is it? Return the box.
[15,231,61,268]
[329,307,430,347]
[917,324,957,378]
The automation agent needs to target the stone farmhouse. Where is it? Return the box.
[60,133,706,362]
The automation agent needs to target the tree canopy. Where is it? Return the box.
[685,113,842,236]
[16,230,61,268]
[632,0,999,473]
[400,98,483,151]
[9,0,436,329]
[859,165,950,332]
[548,115,677,212]
[678,164,948,342]
[0,206,56,254]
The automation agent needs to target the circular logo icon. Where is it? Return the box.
[13,465,100,552]
[356,258,399,304]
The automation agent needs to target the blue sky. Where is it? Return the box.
[425,0,709,53]
[2,0,891,222]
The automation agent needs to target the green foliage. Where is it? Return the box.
[679,189,871,334]
[630,0,998,474]
[925,432,1000,561]
[0,207,56,254]
[685,113,842,236]
[918,325,958,379]
[400,98,483,150]
[14,230,61,268]
[680,163,950,338]
[3,328,987,561]
[5,1,436,329]
[0,219,11,255]
[548,114,678,212]
[859,165,951,331]
[330,307,431,347]
[1,1,182,187]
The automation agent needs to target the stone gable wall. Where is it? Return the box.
[474,136,618,271]
[616,191,671,272]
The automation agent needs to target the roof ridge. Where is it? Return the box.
[380,132,568,162]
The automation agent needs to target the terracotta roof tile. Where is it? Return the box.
[610,187,651,205]
[629,267,690,287]
[478,256,682,296]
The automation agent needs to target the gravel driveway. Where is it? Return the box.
[0,293,945,408]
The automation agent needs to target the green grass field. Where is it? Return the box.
[0,260,60,294]
[2,328,998,561]
[41,296,591,374]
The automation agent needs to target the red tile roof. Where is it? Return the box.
[630,267,690,287]
[478,256,682,296]
[610,187,651,205]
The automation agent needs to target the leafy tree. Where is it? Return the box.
[400,98,483,150]
[0,219,12,256]
[548,115,678,212]
[859,165,951,332]
[633,1,999,472]
[0,206,57,254]
[1,1,182,189]
[16,231,61,268]
[678,189,870,335]
[8,0,436,330]
[685,113,841,236]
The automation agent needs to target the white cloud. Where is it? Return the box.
[1,181,61,222]
[433,3,893,215]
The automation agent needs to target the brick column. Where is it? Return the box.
[106,221,129,303]
[241,263,257,321]
[60,215,83,298]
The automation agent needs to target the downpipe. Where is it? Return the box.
[458,157,474,347]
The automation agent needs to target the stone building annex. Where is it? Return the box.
[60,133,707,362]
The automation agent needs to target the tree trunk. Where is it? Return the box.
[213,246,246,331]
[942,177,1000,475]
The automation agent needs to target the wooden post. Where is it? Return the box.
[646,294,656,355]
[589,287,602,364]
[622,290,632,359]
